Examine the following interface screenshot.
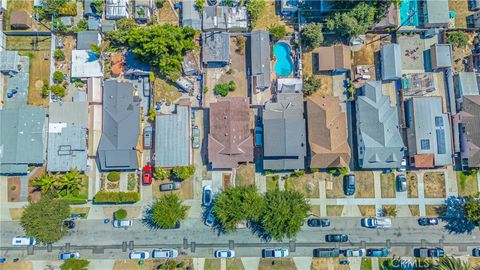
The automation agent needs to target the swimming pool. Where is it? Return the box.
[399,0,419,27]
[274,42,294,77]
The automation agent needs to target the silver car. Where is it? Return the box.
[113,219,133,228]
[152,248,178,258]
[143,126,152,149]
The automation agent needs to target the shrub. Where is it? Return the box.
[59,1,77,16]
[214,83,230,96]
[303,75,321,96]
[11,185,16,191]
[114,209,127,220]
[203,86,208,94]
[155,167,171,180]
[310,168,319,173]
[54,49,65,61]
[107,172,120,182]
[74,81,84,87]
[171,165,195,180]
[94,191,140,203]
[447,31,469,48]
[291,170,305,177]
[53,71,64,83]
[268,24,287,41]
[228,80,237,91]
[50,84,66,97]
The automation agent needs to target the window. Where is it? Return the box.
[420,139,430,150]
[435,116,444,127]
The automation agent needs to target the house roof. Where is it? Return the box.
[457,72,480,97]
[356,81,405,169]
[47,126,87,172]
[202,6,247,31]
[430,44,452,69]
[208,97,253,169]
[0,51,20,73]
[49,99,88,127]
[182,0,201,30]
[381,44,402,80]
[251,30,271,90]
[317,45,351,71]
[155,105,191,168]
[425,0,449,25]
[202,32,230,64]
[71,50,103,78]
[97,80,140,171]
[263,93,306,170]
[10,10,31,27]
[77,31,101,50]
[84,0,94,16]
[307,96,351,168]
[0,106,46,174]
[182,50,200,75]
[106,0,128,19]
[276,78,303,93]
[461,95,480,167]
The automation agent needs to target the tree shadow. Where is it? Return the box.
[439,196,476,234]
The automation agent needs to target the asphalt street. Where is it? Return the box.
[1,217,479,260]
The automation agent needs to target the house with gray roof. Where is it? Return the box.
[423,0,449,28]
[202,32,230,66]
[0,106,46,175]
[182,0,201,30]
[155,105,192,168]
[97,80,140,171]
[459,95,480,168]
[276,78,303,93]
[455,72,480,110]
[0,51,20,75]
[106,0,129,19]
[202,6,248,32]
[77,31,101,50]
[47,94,88,172]
[381,44,402,81]
[134,0,153,22]
[250,30,271,91]
[263,93,306,170]
[406,96,453,168]
[430,44,452,70]
[356,81,405,169]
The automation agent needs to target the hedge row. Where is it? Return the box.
[94,191,140,203]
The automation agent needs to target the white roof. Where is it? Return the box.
[71,50,103,78]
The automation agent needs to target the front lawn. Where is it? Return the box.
[354,171,375,198]
[424,173,446,198]
[360,258,372,270]
[266,175,279,192]
[61,175,88,204]
[285,173,319,198]
[380,173,396,198]
[457,171,478,197]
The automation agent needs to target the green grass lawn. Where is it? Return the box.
[266,175,279,192]
[457,171,478,197]
[361,258,372,270]
[204,259,221,270]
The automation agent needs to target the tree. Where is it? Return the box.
[214,83,230,96]
[144,193,189,229]
[92,0,104,14]
[54,49,65,61]
[172,165,195,180]
[464,194,480,224]
[247,0,266,26]
[195,0,205,12]
[261,190,310,240]
[61,258,90,270]
[20,193,70,244]
[57,169,83,197]
[90,44,101,55]
[382,206,398,217]
[32,174,57,194]
[53,71,64,83]
[228,80,237,91]
[326,3,376,39]
[50,84,66,97]
[440,196,476,233]
[268,24,286,41]
[73,19,88,33]
[434,256,470,270]
[114,209,127,220]
[42,0,67,17]
[301,23,324,51]
[155,167,171,180]
[149,108,156,121]
[154,0,166,8]
[303,75,321,96]
[213,186,265,232]
[447,31,469,48]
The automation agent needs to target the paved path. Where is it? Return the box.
[319,180,327,216]
[417,171,426,216]
[241,257,259,270]
[119,173,128,192]
[220,258,226,270]
[371,257,379,270]
[444,166,458,197]
[255,173,266,194]
[19,176,28,202]
[193,258,205,270]
[373,172,382,210]
[293,257,312,270]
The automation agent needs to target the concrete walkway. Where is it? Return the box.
[293,257,312,270]
[193,258,205,270]
[373,172,382,210]
[417,171,426,216]
[371,257,380,270]
[241,257,259,270]
[444,166,458,197]
[119,173,128,192]
[255,173,266,194]
[220,259,226,270]
[319,180,327,216]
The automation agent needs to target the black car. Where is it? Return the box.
[343,175,355,196]
[473,248,480,257]
[63,220,75,229]
[325,234,348,242]
[307,218,330,227]
[418,217,438,226]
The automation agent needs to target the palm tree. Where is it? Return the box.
[382,206,398,217]
[435,256,470,270]
[32,174,57,194]
[57,169,83,196]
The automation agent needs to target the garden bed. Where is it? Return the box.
[7,177,21,202]
[424,173,446,198]
[406,172,418,198]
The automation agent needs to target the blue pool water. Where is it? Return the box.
[399,0,419,27]
[274,42,294,77]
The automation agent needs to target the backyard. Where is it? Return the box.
[157,2,179,25]
[253,1,294,32]
[457,171,479,197]
[5,0,50,31]
[153,78,182,104]
[380,173,396,198]
[235,164,255,187]
[423,173,446,198]
[215,38,248,98]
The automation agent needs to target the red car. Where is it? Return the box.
[142,164,153,185]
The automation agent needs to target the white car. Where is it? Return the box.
[343,248,366,257]
[58,252,80,260]
[129,251,150,260]
[152,248,178,258]
[12,236,36,246]
[262,248,289,258]
[113,219,133,228]
[215,249,235,258]
[398,158,407,171]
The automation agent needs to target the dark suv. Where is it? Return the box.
[325,234,348,242]
[343,174,355,196]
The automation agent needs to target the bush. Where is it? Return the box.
[214,83,230,96]
[172,165,195,180]
[114,209,127,220]
[291,170,305,177]
[94,191,140,203]
[155,167,171,180]
[447,31,469,48]
[54,49,65,61]
[247,0,266,26]
[107,172,120,182]
[74,81,84,87]
[203,87,208,94]
[268,24,287,41]
[50,84,66,97]
[228,80,237,91]
[303,75,321,96]
[59,1,77,16]
[53,71,64,83]
[310,168,319,173]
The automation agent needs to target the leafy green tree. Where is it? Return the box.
[326,3,376,38]
[53,19,68,33]
[32,174,57,194]
[20,193,70,244]
[149,108,156,121]
[90,44,101,55]
[92,0,104,14]
[106,18,136,45]
[73,19,88,33]
[172,165,195,180]
[247,0,266,26]
[464,194,480,224]
[303,75,321,96]
[301,23,324,51]
[61,258,89,270]
[447,31,468,48]
[50,84,66,97]
[155,167,171,180]
[57,169,83,196]
[114,209,127,220]
[54,49,65,61]
[42,0,67,17]
[213,186,265,232]
[268,24,286,41]
[147,193,189,229]
[195,0,205,12]
[53,71,64,83]
[434,256,470,270]
[261,190,310,240]
[214,83,230,96]
[155,0,166,8]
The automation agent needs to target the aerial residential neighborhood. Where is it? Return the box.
[1,0,480,269]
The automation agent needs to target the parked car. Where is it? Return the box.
[129,251,150,260]
[313,248,340,258]
[202,185,213,207]
[58,252,80,260]
[366,248,389,257]
[262,248,289,258]
[413,248,444,258]
[343,175,355,196]
[382,168,393,174]
[307,218,330,227]
[418,217,438,226]
[113,219,133,228]
[142,164,153,185]
[205,210,215,227]
[215,249,235,258]
[472,248,480,257]
[341,249,366,257]
[63,220,76,229]
[396,174,407,192]
[152,249,178,258]
[398,158,407,171]
[339,259,350,265]
[255,126,263,147]
[143,78,150,97]
[11,236,36,246]
[192,126,200,149]
[143,126,153,149]
[325,234,348,242]
[160,182,181,191]
[361,217,392,228]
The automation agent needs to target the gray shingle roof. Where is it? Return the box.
[263,93,306,170]
[0,51,20,73]
[425,0,449,25]
[381,44,402,80]
[202,32,230,65]
[77,31,101,50]
[97,80,140,171]
[155,106,191,168]
[182,0,201,30]
[251,30,271,90]
[105,0,128,19]
[202,6,247,32]
[430,44,452,69]
[356,81,405,169]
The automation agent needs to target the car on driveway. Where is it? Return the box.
[307,218,330,227]
[160,182,181,191]
[215,249,235,258]
[152,248,178,258]
[143,126,153,149]
[366,248,389,257]
[473,248,480,257]
[343,175,355,196]
[58,252,80,260]
[142,164,153,185]
[202,185,213,206]
[129,251,150,260]
[205,210,215,227]
[325,234,348,242]
[192,126,200,149]
[255,126,263,147]
[262,248,289,258]
[418,217,438,226]
[113,219,133,228]
[396,174,407,192]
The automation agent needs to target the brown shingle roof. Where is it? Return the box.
[10,10,32,29]
[461,95,480,167]
[208,97,253,169]
[306,96,351,168]
[316,45,351,71]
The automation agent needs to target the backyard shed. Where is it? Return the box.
[10,10,32,29]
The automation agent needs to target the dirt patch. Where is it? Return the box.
[226,258,244,270]
[352,35,387,66]
[450,33,476,72]
[152,176,194,200]
[0,260,33,270]
[425,205,442,217]
[216,38,248,98]
[321,173,346,199]
[258,258,296,270]
[423,173,446,198]
[407,172,418,198]
[311,258,349,270]
[253,1,294,32]
[449,0,474,28]
[103,206,142,220]
[469,258,480,269]
[326,205,344,216]
[457,171,479,197]
[9,208,24,220]
[113,258,192,270]
[157,2,179,25]
[235,164,255,187]
[204,259,221,270]
[310,205,321,216]
[7,177,21,202]
[380,173,396,198]
[358,205,376,216]
[285,173,320,198]
[153,78,182,104]
[408,205,420,217]
[302,51,333,97]
[354,171,375,198]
